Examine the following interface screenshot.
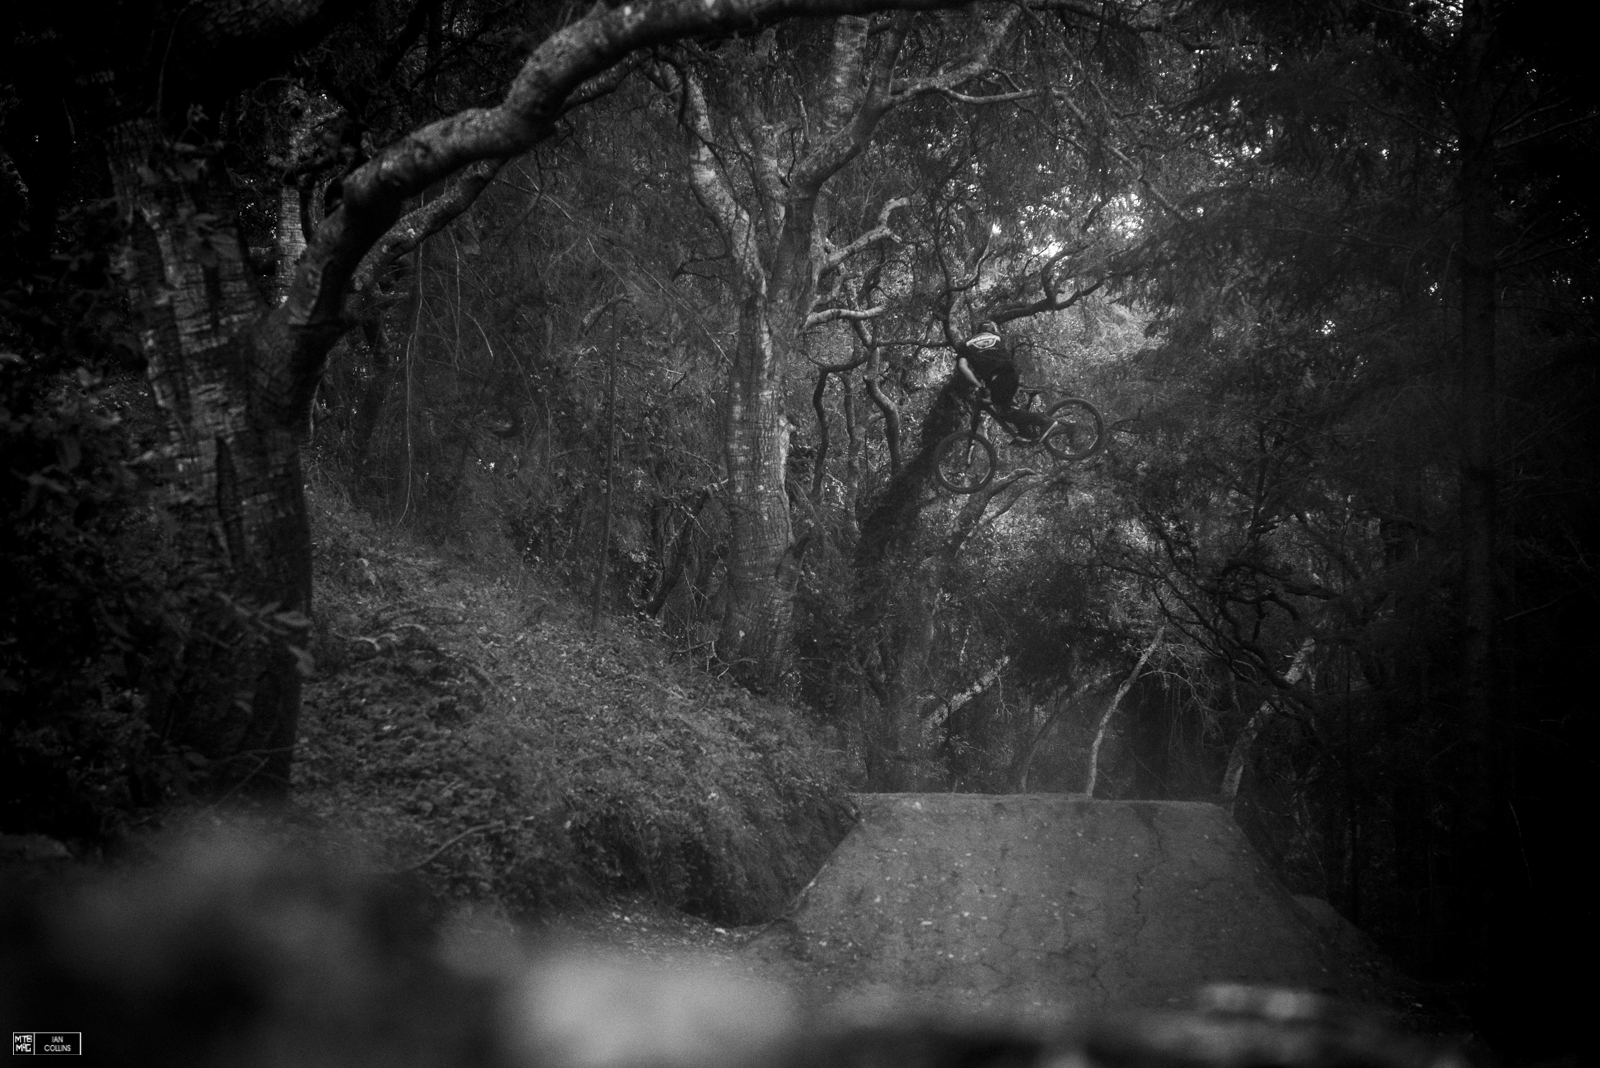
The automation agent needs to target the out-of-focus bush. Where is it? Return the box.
[0,207,270,840]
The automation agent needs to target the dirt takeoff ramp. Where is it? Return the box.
[746,794,1389,1023]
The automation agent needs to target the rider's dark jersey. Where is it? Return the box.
[955,331,1014,384]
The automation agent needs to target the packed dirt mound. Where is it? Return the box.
[748,794,1408,1023]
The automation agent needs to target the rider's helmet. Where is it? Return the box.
[977,319,1000,335]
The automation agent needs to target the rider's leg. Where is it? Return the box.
[989,367,1021,410]
[999,406,1051,441]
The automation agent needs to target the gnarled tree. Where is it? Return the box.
[48,0,983,795]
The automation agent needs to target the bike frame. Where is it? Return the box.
[963,386,1050,444]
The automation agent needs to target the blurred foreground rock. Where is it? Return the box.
[1,827,1471,1068]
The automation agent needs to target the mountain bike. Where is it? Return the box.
[933,387,1103,494]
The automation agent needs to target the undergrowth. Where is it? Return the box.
[295,477,854,925]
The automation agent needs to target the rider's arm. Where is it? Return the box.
[956,357,984,392]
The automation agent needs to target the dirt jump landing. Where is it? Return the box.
[747,795,1395,1023]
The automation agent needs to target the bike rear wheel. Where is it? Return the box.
[933,430,998,493]
[1041,398,1104,460]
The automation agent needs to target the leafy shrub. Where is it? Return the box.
[0,353,166,836]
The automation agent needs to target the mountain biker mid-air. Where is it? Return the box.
[953,320,1052,441]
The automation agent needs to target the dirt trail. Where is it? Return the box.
[740,794,1406,1024]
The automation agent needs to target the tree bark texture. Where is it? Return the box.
[273,185,308,304]
[718,297,802,689]
[107,119,310,795]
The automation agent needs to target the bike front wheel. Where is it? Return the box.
[1041,398,1104,460]
[933,430,998,493]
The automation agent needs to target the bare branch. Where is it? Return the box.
[932,204,993,340]
[821,196,908,270]
[674,66,764,281]
[1085,624,1166,798]
[863,350,901,472]
[921,657,1011,729]
[995,277,1105,321]
[351,157,506,296]
[1220,637,1316,803]
[805,305,887,328]
[928,87,1039,106]
[785,14,911,200]
[267,0,977,399]
[561,53,647,113]
[889,6,1022,102]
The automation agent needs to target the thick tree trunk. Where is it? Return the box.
[717,298,801,689]
[108,120,311,797]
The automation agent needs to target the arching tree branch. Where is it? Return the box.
[264,0,978,418]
